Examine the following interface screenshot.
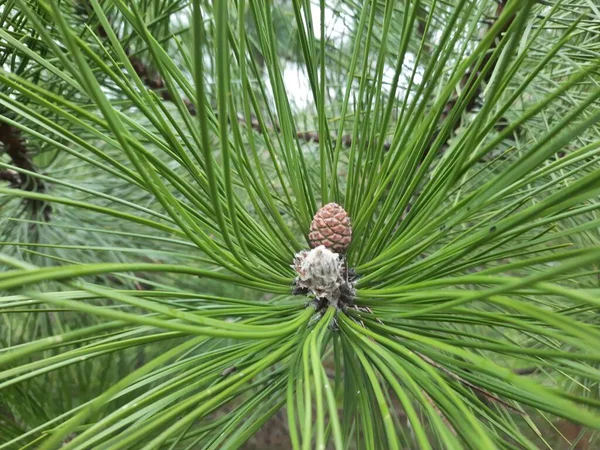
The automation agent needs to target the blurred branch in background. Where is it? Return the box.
[0,122,52,221]
[423,0,516,162]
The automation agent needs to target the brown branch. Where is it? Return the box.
[0,168,21,187]
[0,123,38,173]
[83,3,514,160]
[285,3,514,155]
[82,4,362,148]
[448,1,513,120]
[0,122,52,221]
[421,0,515,163]
[256,3,514,154]
[399,1,516,220]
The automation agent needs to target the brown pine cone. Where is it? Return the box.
[308,203,352,253]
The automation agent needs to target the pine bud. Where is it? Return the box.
[293,246,344,305]
[308,203,352,253]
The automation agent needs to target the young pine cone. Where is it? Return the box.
[308,203,352,253]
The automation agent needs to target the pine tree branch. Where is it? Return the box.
[84,5,513,157]
[81,3,370,148]
[0,122,52,221]
[79,1,518,164]
[0,123,38,174]
[0,168,21,187]
[421,0,515,163]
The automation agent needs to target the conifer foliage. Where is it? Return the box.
[1,0,600,448]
